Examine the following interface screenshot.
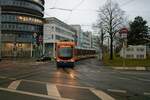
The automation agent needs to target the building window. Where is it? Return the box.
[126,55,134,58]
[137,48,144,52]
[136,55,144,59]
[126,48,134,51]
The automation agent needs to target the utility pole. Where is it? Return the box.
[0,7,2,61]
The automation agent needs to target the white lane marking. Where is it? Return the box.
[9,78,16,80]
[91,89,115,100]
[116,76,150,82]
[56,83,94,90]
[8,80,21,90]
[144,92,150,96]
[107,89,127,93]
[0,76,7,79]
[122,72,150,75]
[22,79,94,90]
[0,87,72,100]
[47,84,61,98]
[115,76,131,80]
[0,76,16,80]
[135,78,150,82]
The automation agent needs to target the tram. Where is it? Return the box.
[56,41,96,68]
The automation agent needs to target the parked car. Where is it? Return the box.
[36,55,51,62]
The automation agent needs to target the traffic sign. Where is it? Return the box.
[119,28,128,39]
[33,33,37,38]
[38,35,43,43]
[120,28,128,33]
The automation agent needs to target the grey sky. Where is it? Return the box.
[44,0,150,31]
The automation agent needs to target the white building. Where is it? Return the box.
[81,31,92,49]
[70,25,82,48]
[120,45,147,59]
[43,17,76,57]
[91,35,99,50]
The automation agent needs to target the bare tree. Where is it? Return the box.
[97,0,125,60]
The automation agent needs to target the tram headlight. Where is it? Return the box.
[70,59,74,62]
[57,59,61,62]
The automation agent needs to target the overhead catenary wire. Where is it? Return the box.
[49,0,85,22]
[65,0,85,22]
[49,0,137,13]
[49,7,72,12]
[120,0,136,6]
[53,0,59,8]
[46,0,138,30]
[72,0,85,10]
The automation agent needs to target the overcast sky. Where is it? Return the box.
[44,0,150,31]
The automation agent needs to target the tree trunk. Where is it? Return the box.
[110,35,113,60]
[101,29,104,60]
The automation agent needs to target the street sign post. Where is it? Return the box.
[119,28,128,67]
[38,35,43,44]
[119,28,128,39]
[37,35,43,57]
[32,33,37,58]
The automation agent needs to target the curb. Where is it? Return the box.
[112,67,150,71]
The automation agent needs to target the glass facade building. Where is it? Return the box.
[0,0,45,58]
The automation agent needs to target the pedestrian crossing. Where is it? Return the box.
[8,80,21,90]
[47,84,61,98]
[1,79,115,100]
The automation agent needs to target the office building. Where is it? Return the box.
[43,17,76,57]
[0,0,45,58]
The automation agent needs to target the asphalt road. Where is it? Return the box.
[0,58,150,100]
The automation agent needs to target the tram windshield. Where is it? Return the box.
[58,47,73,59]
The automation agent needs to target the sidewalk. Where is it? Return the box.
[112,66,150,71]
[0,58,48,68]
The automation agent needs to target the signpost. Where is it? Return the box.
[119,28,128,67]
[37,35,43,57]
[32,33,37,58]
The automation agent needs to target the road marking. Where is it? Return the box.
[107,89,127,93]
[91,89,115,100]
[135,78,150,82]
[121,72,150,75]
[22,79,94,90]
[56,83,94,90]
[21,79,115,100]
[0,87,72,100]
[0,76,7,79]
[47,84,61,98]
[0,76,16,80]
[116,76,150,82]
[144,92,150,96]
[9,78,16,80]
[116,76,131,80]
[8,80,21,90]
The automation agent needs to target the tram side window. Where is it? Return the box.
[77,49,80,56]
[77,49,81,56]
[83,50,86,55]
